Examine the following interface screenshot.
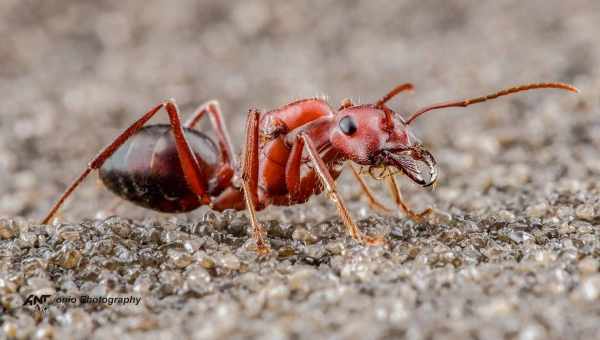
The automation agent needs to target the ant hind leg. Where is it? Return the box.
[42,100,210,224]
[184,100,238,169]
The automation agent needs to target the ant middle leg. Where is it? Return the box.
[240,108,271,254]
[348,164,393,214]
[42,100,210,224]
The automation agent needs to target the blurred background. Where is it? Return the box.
[1,0,598,218]
[2,1,600,339]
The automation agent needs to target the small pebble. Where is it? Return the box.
[526,203,548,219]
[575,204,595,221]
[429,209,452,225]
[288,268,318,293]
[168,250,193,268]
[509,231,534,244]
[217,253,241,271]
[0,218,18,239]
[497,210,516,223]
[578,257,599,275]
[578,275,600,301]
[292,227,318,244]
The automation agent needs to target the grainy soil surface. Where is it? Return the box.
[1,1,600,339]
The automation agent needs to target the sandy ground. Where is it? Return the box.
[1,1,600,339]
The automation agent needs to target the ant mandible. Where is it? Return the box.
[42,82,578,254]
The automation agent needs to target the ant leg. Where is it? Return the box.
[300,134,384,245]
[386,175,432,221]
[241,108,271,254]
[42,103,162,224]
[184,100,238,168]
[284,137,340,205]
[42,100,210,224]
[348,164,393,214]
[288,145,389,212]
[163,100,211,200]
[285,137,304,198]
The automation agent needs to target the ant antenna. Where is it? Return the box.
[405,82,579,125]
[375,83,414,108]
[375,83,415,130]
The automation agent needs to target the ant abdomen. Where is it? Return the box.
[98,125,221,213]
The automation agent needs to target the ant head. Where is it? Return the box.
[329,81,578,187]
[330,98,437,187]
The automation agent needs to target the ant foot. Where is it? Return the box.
[253,232,272,255]
[406,207,433,222]
[256,242,272,255]
[348,230,386,246]
[361,234,387,246]
[249,221,272,254]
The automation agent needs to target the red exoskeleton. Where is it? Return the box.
[42,82,578,253]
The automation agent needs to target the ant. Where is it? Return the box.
[42,82,578,254]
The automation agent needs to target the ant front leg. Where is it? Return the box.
[348,164,393,214]
[300,134,385,246]
[386,175,432,221]
[347,164,430,221]
[42,100,210,224]
[240,108,271,254]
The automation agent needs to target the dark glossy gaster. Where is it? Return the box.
[43,82,578,254]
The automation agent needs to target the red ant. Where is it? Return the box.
[42,82,578,253]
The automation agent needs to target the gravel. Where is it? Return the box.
[1,1,600,339]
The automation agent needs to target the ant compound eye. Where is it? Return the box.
[339,116,357,135]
